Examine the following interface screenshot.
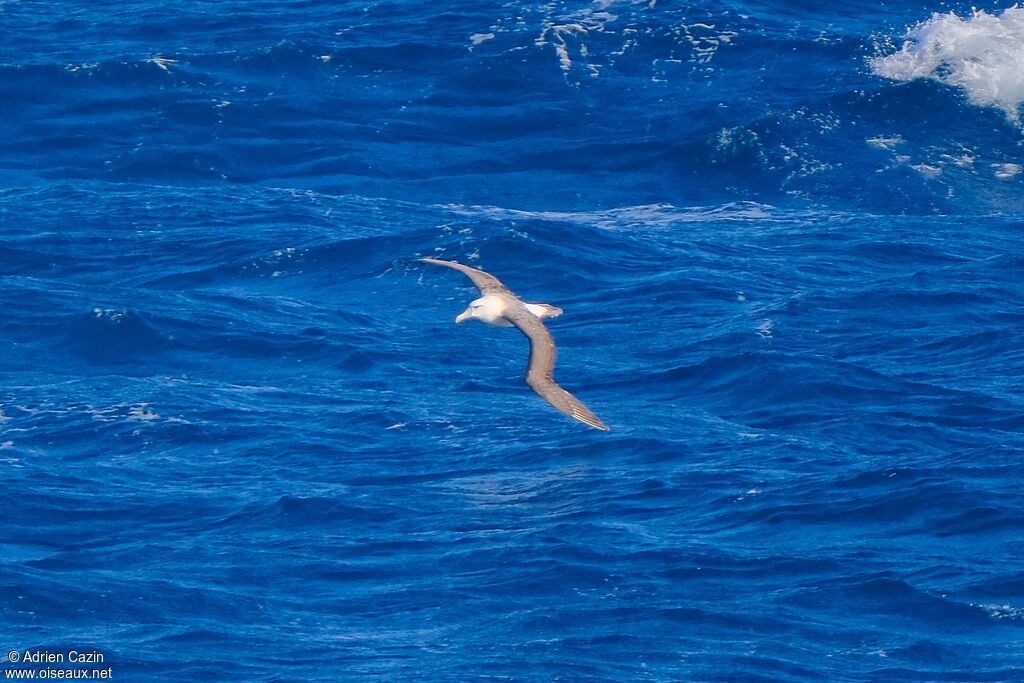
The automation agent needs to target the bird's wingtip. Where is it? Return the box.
[572,410,610,431]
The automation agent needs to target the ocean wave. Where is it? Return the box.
[65,308,172,362]
[871,7,1024,122]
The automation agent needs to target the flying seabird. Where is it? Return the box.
[421,257,609,431]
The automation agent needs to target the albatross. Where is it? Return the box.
[421,257,609,431]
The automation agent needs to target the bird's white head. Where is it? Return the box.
[455,295,509,325]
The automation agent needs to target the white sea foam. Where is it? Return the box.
[871,7,1024,122]
[866,135,904,150]
[993,162,1022,179]
[911,162,942,178]
[147,54,178,72]
[441,201,780,230]
[974,602,1024,621]
[536,9,618,77]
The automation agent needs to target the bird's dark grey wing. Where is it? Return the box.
[420,257,514,296]
[502,304,610,431]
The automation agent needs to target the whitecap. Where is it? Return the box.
[911,163,942,179]
[871,7,1024,122]
[992,162,1022,179]
[974,603,1024,621]
[147,54,178,72]
[866,135,904,150]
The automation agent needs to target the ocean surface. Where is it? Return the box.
[2,0,1023,680]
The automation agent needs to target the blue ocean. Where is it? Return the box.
[3,0,1023,680]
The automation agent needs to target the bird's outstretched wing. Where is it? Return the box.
[502,304,610,431]
[420,258,514,296]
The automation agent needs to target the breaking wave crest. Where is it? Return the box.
[871,7,1024,122]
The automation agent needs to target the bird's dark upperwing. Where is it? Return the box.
[502,304,610,431]
[420,258,514,296]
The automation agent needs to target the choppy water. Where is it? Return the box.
[2,1,1023,680]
